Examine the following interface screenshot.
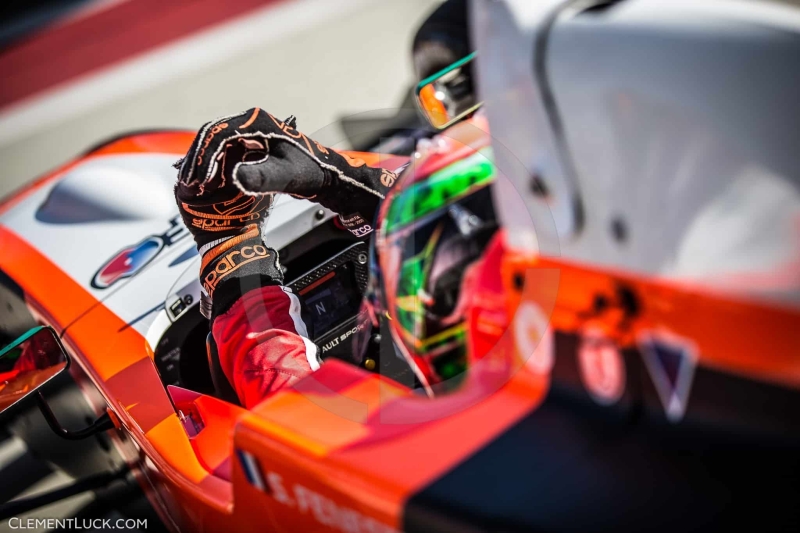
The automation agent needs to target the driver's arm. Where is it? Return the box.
[212,286,319,408]
[175,108,396,407]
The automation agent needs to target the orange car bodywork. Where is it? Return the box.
[0,129,543,532]
[1,124,798,532]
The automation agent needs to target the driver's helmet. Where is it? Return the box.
[356,136,498,393]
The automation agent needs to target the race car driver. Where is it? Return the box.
[175,108,399,408]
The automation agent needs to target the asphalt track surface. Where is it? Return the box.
[0,0,440,530]
[0,433,122,533]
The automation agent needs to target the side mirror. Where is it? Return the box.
[415,52,481,130]
[0,326,69,415]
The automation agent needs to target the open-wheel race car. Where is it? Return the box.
[2,1,800,532]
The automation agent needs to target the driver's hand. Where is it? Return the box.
[176,107,397,241]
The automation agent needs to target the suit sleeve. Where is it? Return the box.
[211,285,319,408]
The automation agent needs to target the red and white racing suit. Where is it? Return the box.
[174,108,400,408]
[212,285,318,409]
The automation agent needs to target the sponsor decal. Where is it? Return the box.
[380,169,397,188]
[338,213,373,238]
[513,301,554,375]
[638,329,698,422]
[202,244,270,295]
[235,459,401,533]
[182,193,270,233]
[577,327,625,406]
[236,449,267,492]
[320,323,364,354]
[339,214,365,227]
[349,224,373,238]
[92,216,188,289]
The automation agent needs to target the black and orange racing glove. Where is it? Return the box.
[175,107,397,318]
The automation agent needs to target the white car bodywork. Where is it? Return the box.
[474,0,800,306]
[0,151,334,350]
